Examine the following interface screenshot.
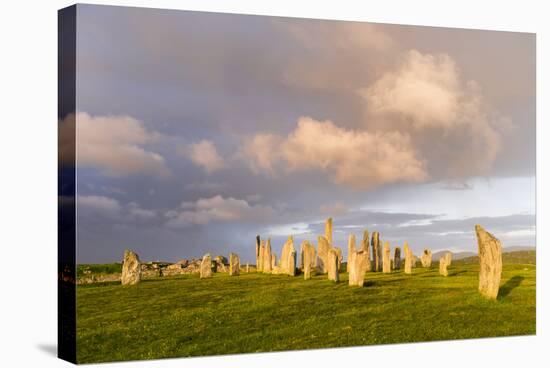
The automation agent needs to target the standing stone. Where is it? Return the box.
[439,256,449,276]
[404,242,413,275]
[271,254,277,270]
[347,234,357,274]
[393,247,401,270]
[371,232,381,272]
[302,241,316,280]
[246,263,250,273]
[420,249,432,268]
[280,236,296,275]
[411,255,418,268]
[382,242,391,273]
[325,217,333,246]
[327,248,339,282]
[445,252,453,266]
[256,235,262,269]
[476,225,502,300]
[317,235,330,274]
[200,253,213,279]
[335,247,343,271]
[349,250,369,286]
[258,240,265,272]
[229,253,240,276]
[121,249,141,285]
[361,230,372,272]
[263,238,273,273]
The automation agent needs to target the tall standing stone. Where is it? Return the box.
[317,235,330,274]
[121,249,141,285]
[258,240,265,272]
[420,249,432,268]
[246,262,250,273]
[393,247,401,270]
[439,255,448,276]
[382,241,391,273]
[371,232,381,272]
[347,234,357,274]
[229,253,240,276]
[404,242,413,275]
[476,225,502,300]
[271,254,277,270]
[325,217,333,246]
[302,241,316,280]
[263,238,273,273]
[200,253,213,279]
[255,235,261,270]
[327,248,339,282]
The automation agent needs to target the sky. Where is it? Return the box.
[66,4,536,264]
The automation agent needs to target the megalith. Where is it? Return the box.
[327,248,339,282]
[361,230,372,272]
[420,249,432,268]
[371,232,382,271]
[475,225,502,300]
[200,253,213,279]
[404,242,413,275]
[325,217,333,246]
[439,255,448,277]
[317,235,330,274]
[348,250,369,286]
[121,249,141,285]
[280,236,296,275]
[348,234,357,274]
[263,238,273,273]
[393,247,401,270]
[382,241,391,273]
[255,235,261,271]
[229,253,240,276]
[335,247,343,271]
[302,241,316,280]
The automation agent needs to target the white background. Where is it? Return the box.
[0,0,547,367]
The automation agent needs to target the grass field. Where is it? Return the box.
[76,261,536,364]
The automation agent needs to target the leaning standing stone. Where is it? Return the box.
[121,249,141,285]
[420,249,432,268]
[382,242,391,273]
[229,253,240,276]
[476,225,502,300]
[393,247,401,270]
[200,253,213,279]
[317,235,331,274]
[327,248,339,282]
[439,256,448,276]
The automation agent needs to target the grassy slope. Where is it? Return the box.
[76,261,536,363]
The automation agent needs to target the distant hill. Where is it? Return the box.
[432,246,535,262]
[454,250,536,265]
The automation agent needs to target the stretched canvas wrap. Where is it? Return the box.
[58,4,536,364]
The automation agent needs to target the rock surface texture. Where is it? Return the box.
[200,254,213,279]
[317,235,331,274]
[121,249,141,285]
[421,249,432,268]
[404,242,412,275]
[229,253,240,276]
[393,247,401,270]
[327,248,339,282]
[476,225,502,300]
[382,242,391,273]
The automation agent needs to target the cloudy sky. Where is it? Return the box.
[67,4,535,264]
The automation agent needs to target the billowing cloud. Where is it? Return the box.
[165,195,275,228]
[78,195,157,222]
[185,140,225,173]
[241,117,427,189]
[67,112,170,177]
[361,50,507,178]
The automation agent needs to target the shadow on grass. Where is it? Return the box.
[498,275,524,300]
[449,270,468,277]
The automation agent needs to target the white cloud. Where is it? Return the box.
[78,195,157,222]
[241,117,427,189]
[360,50,507,177]
[165,195,275,228]
[186,140,225,173]
[64,112,170,177]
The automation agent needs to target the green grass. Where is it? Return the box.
[77,263,121,278]
[76,262,536,364]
